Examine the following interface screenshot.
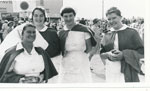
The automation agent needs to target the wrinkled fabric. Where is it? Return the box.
[121,50,144,82]
[58,24,93,83]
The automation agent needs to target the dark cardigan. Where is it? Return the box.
[39,28,61,58]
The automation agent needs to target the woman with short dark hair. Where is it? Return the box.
[58,7,96,83]
[31,7,60,58]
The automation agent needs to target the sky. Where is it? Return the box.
[63,0,146,19]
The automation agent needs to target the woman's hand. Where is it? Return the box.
[100,52,109,59]
[108,49,123,61]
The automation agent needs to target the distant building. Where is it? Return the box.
[0,1,15,20]
[0,1,13,13]
[36,0,63,18]
[0,0,63,21]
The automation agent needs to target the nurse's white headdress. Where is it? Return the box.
[0,23,48,61]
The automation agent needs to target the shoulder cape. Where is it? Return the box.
[59,24,96,56]
[100,28,144,82]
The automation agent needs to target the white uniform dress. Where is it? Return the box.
[12,43,45,77]
[105,29,125,82]
[58,30,92,83]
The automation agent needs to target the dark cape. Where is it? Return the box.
[100,27,144,82]
[59,24,97,56]
[39,28,61,58]
[0,46,58,83]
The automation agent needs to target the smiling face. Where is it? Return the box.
[22,26,36,43]
[106,13,122,30]
[62,12,75,26]
[32,9,45,26]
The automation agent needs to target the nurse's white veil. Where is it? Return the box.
[0,23,48,61]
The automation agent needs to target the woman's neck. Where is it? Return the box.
[22,42,33,54]
[35,25,45,31]
[114,23,123,30]
[66,22,76,30]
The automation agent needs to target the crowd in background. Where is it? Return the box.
[77,17,144,40]
[0,16,144,44]
[57,17,144,41]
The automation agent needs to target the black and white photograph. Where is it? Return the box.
[0,0,149,90]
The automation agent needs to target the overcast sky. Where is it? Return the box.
[63,0,146,19]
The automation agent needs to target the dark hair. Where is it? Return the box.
[32,7,47,22]
[106,7,122,17]
[60,7,76,16]
[22,24,36,35]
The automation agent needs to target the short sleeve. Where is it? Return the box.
[84,32,91,39]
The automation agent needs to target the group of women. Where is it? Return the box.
[0,6,144,83]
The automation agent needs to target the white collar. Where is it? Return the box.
[16,42,36,55]
[38,25,48,32]
[63,23,78,31]
[110,24,128,31]
[63,25,68,31]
